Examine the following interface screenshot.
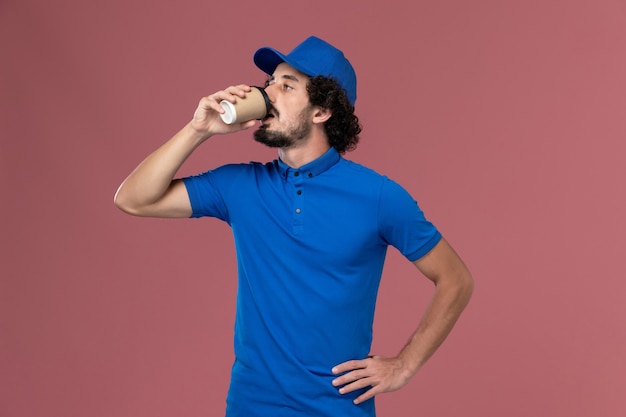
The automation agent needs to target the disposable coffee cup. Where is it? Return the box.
[219,86,270,124]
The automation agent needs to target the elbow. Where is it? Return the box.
[458,269,474,306]
[113,184,140,216]
[440,267,474,308]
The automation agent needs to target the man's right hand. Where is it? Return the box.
[190,84,258,139]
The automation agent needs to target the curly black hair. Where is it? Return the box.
[306,75,362,153]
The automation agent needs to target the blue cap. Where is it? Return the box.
[253,36,357,105]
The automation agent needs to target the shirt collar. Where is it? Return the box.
[276,147,341,179]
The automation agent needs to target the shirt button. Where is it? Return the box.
[294,172,300,177]
[297,190,302,195]
[295,208,301,214]
[308,173,313,178]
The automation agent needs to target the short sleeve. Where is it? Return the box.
[182,167,232,222]
[378,179,441,261]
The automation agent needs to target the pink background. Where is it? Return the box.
[2,0,625,416]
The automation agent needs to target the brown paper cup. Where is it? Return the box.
[219,86,270,124]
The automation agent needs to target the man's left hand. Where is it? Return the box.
[331,355,413,404]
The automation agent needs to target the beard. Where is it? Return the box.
[253,111,312,149]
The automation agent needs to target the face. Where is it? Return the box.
[254,63,314,149]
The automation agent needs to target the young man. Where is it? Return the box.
[115,36,473,417]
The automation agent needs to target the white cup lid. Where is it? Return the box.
[219,100,236,124]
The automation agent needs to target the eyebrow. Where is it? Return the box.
[282,74,300,82]
[268,74,301,83]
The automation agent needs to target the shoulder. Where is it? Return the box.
[182,161,279,198]
[339,158,386,178]
[336,158,411,196]
[189,160,277,179]
[334,158,390,188]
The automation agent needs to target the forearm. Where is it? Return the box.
[396,272,474,377]
[114,122,208,214]
[114,85,257,216]
[330,268,473,404]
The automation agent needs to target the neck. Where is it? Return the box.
[278,129,331,168]
[279,143,331,168]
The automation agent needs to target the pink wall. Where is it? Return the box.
[2,0,625,416]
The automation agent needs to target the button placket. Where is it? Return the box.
[293,170,305,232]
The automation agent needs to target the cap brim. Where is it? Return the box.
[253,47,288,76]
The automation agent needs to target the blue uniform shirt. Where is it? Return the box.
[183,147,441,417]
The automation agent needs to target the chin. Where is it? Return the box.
[253,128,293,148]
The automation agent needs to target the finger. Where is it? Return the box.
[205,89,240,107]
[196,96,225,116]
[202,87,249,113]
[332,368,370,387]
[232,84,252,95]
[332,359,367,374]
[238,119,257,129]
[221,85,252,101]
[337,375,372,394]
[353,386,380,405]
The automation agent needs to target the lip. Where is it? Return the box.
[261,111,276,124]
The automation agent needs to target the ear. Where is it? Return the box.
[311,106,332,124]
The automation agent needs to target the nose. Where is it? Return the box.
[263,83,276,104]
